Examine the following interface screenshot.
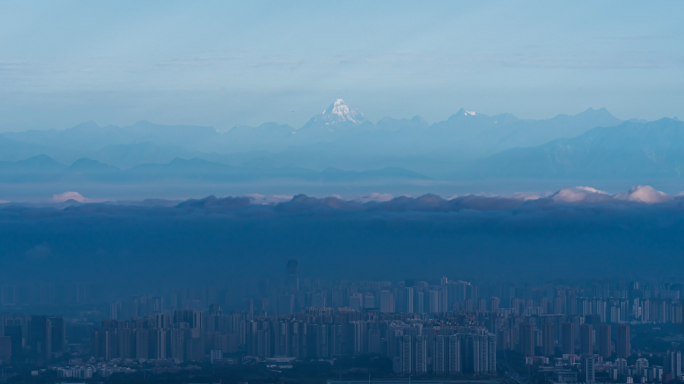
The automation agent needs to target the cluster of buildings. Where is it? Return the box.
[0,314,66,364]
[52,361,135,379]
[51,358,203,379]
[6,262,684,383]
[533,352,674,384]
[91,307,496,376]
[0,283,104,307]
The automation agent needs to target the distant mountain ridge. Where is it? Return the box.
[0,100,624,167]
[468,118,684,178]
[0,155,430,183]
[2,100,664,180]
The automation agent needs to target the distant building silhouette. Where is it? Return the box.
[561,322,574,355]
[542,322,555,356]
[286,260,299,291]
[616,324,630,358]
[598,323,611,358]
[520,322,535,357]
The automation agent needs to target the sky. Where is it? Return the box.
[0,1,682,131]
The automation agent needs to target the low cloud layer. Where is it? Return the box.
[1,185,684,287]
[52,191,89,203]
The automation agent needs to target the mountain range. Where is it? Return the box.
[469,118,684,179]
[0,99,680,181]
[0,155,429,183]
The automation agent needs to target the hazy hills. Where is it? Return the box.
[1,99,681,182]
[0,155,429,183]
[0,100,627,174]
[470,118,684,178]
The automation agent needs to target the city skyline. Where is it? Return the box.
[4,264,684,382]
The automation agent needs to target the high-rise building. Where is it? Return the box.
[490,297,500,312]
[616,324,630,358]
[434,335,447,374]
[313,292,327,308]
[208,304,222,315]
[192,311,205,332]
[585,314,601,326]
[542,322,555,356]
[379,290,394,313]
[278,294,294,316]
[397,335,412,375]
[29,315,52,361]
[3,325,22,361]
[581,354,596,383]
[665,350,682,379]
[448,334,461,374]
[461,333,496,374]
[415,335,427,374]
[349,293,362,311]
[561,322,574,355]
[0,336,11,361]
[352,321,367,354]
[429,290,440,313]
[286,260,299,291]
[520,322,535,357]
[169,329,186,360]
[580,324,593,355]
[404,287,414,314]
[598,324,611,359]
[615,358,628,375]
[48,316,65,354]
[151,329,168,359]
[415,292,425,314]
[135,329,149,359]
[636,357,649,373]
[91,328,115,361]
[156,313,171,329]
[118,328,134,359]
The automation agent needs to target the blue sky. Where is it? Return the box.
[0,0,682,131]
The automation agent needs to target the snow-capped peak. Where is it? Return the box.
[551,185,672,204]
[464,110,476,116]
[319,99,366,124]
[552,186,611,203]
[614,185,672,204]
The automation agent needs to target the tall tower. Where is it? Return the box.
[286,260,299,291]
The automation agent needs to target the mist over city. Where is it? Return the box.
[1,1,683,384]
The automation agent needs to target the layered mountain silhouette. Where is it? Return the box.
[469,118,684,178]
[1,99,679,181]
[0,156,429,183]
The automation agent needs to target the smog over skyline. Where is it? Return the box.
[1,2,684,383]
